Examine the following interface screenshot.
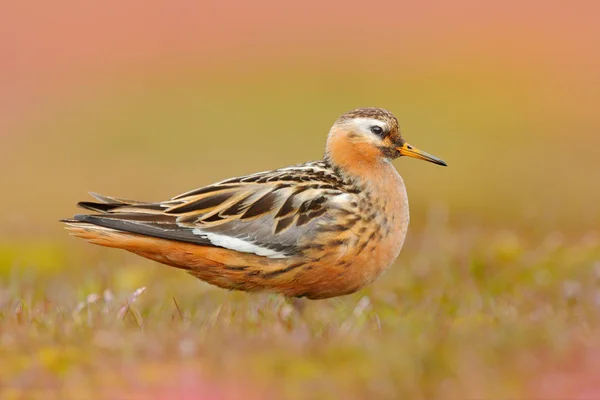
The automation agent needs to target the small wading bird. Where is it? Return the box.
[63,108,446,300]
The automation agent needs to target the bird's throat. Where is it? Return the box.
[325,130,390,186]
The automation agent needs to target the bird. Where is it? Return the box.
[62,107,446,300]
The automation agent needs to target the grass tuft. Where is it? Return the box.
[1,227,599,398]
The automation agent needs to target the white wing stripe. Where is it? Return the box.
[192,229,288,259]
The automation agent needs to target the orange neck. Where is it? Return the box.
[325,127,389,184]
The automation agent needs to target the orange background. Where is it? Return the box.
[1,0,599,235]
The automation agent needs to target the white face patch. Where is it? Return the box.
[349,118,388,136]
[192,229,289,259]
[339,118,389,146]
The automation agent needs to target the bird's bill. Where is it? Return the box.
[397,142,447,166]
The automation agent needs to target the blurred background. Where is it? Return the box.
[1,1,600,399]
[2,0,599,236]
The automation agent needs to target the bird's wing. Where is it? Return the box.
[70,162,354,259]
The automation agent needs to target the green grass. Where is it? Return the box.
[2,224,599,399]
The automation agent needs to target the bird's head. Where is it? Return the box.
[326,107,447,168]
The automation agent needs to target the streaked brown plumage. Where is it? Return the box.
[63,107,446,299]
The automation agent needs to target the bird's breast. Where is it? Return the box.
[350,166,409,285]
[295,163,409,298]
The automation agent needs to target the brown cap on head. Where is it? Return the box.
[337,107,400,132]
[338,107,398,122]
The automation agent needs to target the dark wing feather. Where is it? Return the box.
[69,161,354,258]
[72,214,211,245]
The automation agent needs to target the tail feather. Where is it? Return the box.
[77,201,166,214]
[64,221,135,248]
[89,192,148,205]
[77,201,122,213]
[70,214,210,245]
[78,192,169,214]
[63,192,213,247]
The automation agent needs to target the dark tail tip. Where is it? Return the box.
[77,201,121,213]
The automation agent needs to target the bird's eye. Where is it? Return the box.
[370,126,385,136]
